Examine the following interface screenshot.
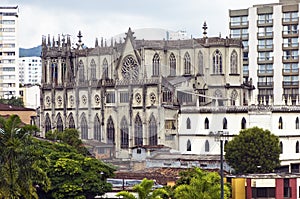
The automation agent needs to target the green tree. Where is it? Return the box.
[46,129,88,155]
[0,115,50,198]
[0,96,24,107]
[173,167,230,199]
[116,178,168,199]
[35,140,115,199]
[225,126,280,174]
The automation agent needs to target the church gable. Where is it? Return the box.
[117,28,142,81]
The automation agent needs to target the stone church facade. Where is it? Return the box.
[40,27,252,159]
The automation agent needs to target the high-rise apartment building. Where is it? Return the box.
[19,56,42,85]
[229,0,300,106]
[0,6,19,99]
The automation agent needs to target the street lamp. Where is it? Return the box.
[212,131,229,199]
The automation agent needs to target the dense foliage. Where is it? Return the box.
[0,115,115,198]
[0,96,24,107]
[225,126,280,174]
[0,115,49,198]
[173,167,230,199]
[37,140,115,198]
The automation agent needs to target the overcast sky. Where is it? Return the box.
[3,0,278,48]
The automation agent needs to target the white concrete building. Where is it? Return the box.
[19,85,40,109]
[0,6,19,99]
[229,0,300,106]
[178,105,300,172]
[18,56,42,85]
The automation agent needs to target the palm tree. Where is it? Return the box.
[0,115,50,198]
[116,178,168,199]
[173,167,230,199]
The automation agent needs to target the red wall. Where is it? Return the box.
[246,178,252,199]
[290,178,297,199]
[276,178,284,198]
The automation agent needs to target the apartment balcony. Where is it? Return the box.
[282,55,299,63]
[257,19,273,27]
[243,70,249,77]
[282,81,299,87]
[282,30,299,38]
[257,69,274,76]
[229,21,248,29]
[257,44,273,52]
[282,43,299,50]
[257,32,273,39]
[230,33,249,40]
[282,68,299,75]
[257,81,273,88]
[257,57,273,64]
[282,17,299,25]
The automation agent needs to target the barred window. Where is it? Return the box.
[106,91,115,103]
[120,91,129,103]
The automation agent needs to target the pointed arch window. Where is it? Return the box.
[107,116,115,144]
[78,60,85,82]
[231,90,238,106]
[280,141,283,154]
[204,117,209,129]
[205,140,210,152]
[68,113,75,129]
[279,117,283,129]
[187,139,191,151]
[134,114,143,146]
[223,118,228,130]
[296,141,299,153]
[186,117,191,129]
[198,51,204,75]
[184,52,191,75]
[90,59,96,80]
[296,117,299,129]
[51,61,58,85]
[120,117,129,149]
[149,115,157,146]
[45,113,51,133]
[56,114,63,132]
[80,115,88,139]
[94,115,101,141]
[152,53,160,76]
[213,49,222,74]
[230,50,238,74]
[102,58,108,79]
[241,117,246,129]
[169,53,176,76]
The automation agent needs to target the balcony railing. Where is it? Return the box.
[230,21,248,27]
[257,69,274,76]
[282,43,299,49]
[282,81,299,86]
[282,30,299,37]
[257,44,273,51]
[282,55,299,62]
[257,19,273,26]
[282,68,299,75]
[282,17,299,24]
[243,70,249,76]
[257,32,273,38]
[257,82,273,87]
[257,57,273,63]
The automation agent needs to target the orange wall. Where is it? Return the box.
[0,110,36,124]
[231,178,246,199]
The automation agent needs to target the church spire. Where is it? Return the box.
[76,30,84,49]
[203,21,208,38]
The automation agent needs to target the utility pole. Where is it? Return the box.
[212,131,228,199]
